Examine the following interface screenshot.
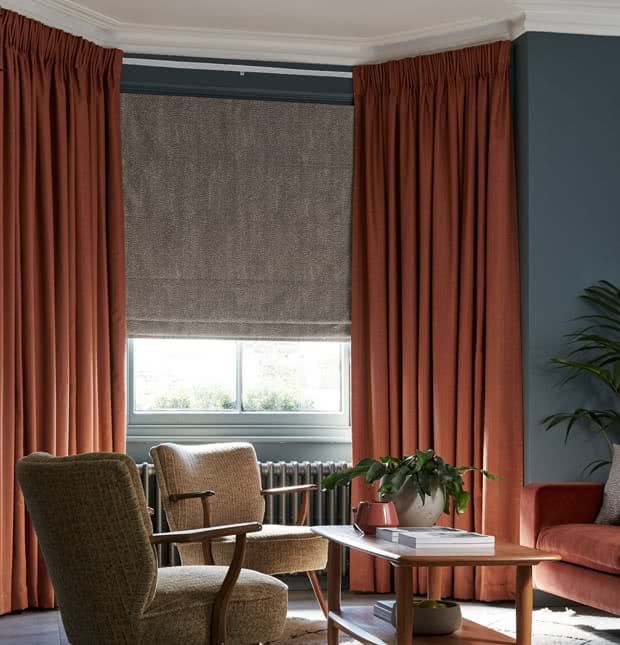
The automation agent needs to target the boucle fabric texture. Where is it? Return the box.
[151,442,327,573]
[152,442,266,529]
[143,566,287,644]
[212,525,328,575]
[17,452,287,644]
[596,444,620,524]
[17,452,157,643]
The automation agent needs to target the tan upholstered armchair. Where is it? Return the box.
[151,442,328,614]
[17,452,287,645]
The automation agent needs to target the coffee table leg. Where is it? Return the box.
[395,565,414,645]
[427,566,442,600]
[327,541,342,645]
[516,565,533,645]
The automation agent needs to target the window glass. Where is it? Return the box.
[131,338,346,417]
[133,338,237,411]
[241,341,342,412]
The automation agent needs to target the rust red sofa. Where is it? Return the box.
[521,482,620,615]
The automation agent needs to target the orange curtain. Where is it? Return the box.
[351,41,523,600]
[0,11,126,614]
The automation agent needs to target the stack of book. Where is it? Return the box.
[375,526,495,554]
[373,599,397,623]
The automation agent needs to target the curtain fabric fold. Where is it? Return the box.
[0,10,126,614]
[351,41,523,600]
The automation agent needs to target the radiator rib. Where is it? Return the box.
[138,460,351,571]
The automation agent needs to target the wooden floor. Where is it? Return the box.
[1,591,618,644]
[0,610,69,645]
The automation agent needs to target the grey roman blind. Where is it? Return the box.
[121,94,353,339]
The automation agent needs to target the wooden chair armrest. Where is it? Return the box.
[169,490,215,502]
[168,490,216,561]
[261,484,316,526]
[150,521,258,644]
[150,521,262,545]
[261,484,317,496]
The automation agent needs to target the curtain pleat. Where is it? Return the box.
[0,10,126,614]
[350,41,523,600]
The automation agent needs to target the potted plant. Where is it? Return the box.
[322,449,496,526]
[543,280,620,474]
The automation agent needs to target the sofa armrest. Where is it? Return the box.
[520,483,604,547]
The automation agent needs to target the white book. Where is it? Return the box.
[373,599,395,622]
[375,527,405,543]
[407,545,495,555]
[376,526,494,548]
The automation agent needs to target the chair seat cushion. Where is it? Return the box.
[212,524,328,575]
[537,523,620,575]
[141,566,287,644]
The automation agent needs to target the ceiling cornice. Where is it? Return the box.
[4,0,620,64]
[111,16,519,65]
[2,0,113,43]
[518,1,620,37]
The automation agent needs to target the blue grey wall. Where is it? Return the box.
[514,32,620,483]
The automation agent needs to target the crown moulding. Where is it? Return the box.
[4,0,620,64]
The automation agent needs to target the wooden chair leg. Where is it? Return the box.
[307,570,328,617]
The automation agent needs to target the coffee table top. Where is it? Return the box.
[311,525,561,566]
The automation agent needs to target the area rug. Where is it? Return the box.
[271,615,352,644]
[273,605,620,644]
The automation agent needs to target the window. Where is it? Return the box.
[127,339,350,436]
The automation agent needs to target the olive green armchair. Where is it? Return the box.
[17,452,287,644]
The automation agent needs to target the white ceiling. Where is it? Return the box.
[8,0,620,64]
[53,0,519,39]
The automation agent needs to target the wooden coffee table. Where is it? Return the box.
[311,526,561,645]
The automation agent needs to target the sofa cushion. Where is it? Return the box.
[537,523,620,575]
[596,443,620,525]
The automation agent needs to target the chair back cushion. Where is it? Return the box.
[151,443,265,532]
[17,452,157,643]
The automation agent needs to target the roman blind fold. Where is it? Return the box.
[121,94,353,339]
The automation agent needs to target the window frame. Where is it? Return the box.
[126,338,351,440]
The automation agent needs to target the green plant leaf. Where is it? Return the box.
[390,468,412,493]
[455,490,471,514]
[414,449,435,472]
[365,460,387,483]
[584,459,612,475]
[544,280,620,472]
[322,451,494,512]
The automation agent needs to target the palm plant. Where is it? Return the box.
[543,280,620,474]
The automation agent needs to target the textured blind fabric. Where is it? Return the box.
[121,94,353,339]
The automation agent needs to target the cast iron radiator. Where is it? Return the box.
[138,460,351,569]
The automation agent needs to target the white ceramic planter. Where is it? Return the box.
[384,480,445,527]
